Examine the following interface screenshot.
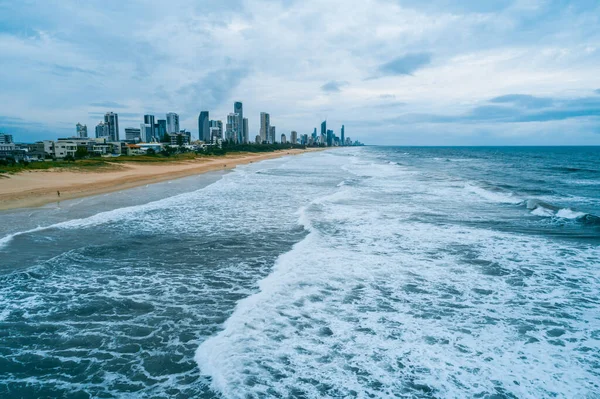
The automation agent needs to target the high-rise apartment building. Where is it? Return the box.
[209,119,223,141]
[243,118,249,144]
[104,112,119,141]
[95,122,109,138]
[234,102,244,143]
[143,115,155,141]
[260,112,270,144]
[157,119,167,140]
[226,113,239,142]
[327,129,333,147]
[269,126,276,144]
[166,113,179,134]
[125,127,141,142]
[281,134,287,144]
[341,125,345,146]
[290,131,297,144]
[198,111,210,142]
[76,123,88,138]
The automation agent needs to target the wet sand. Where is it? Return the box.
[0,150,319,211]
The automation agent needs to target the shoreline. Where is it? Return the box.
[0,149,323,211]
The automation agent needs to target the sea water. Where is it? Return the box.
[0,147,598,398]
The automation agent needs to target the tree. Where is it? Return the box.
[176,134,184,147]
[162,133,171,143]
[146,148,156,155]
[75,147,89,159]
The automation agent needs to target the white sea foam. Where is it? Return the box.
[465,183,522,204]
[196,156,600,398]
[556,208,587,219]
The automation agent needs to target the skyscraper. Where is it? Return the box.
[327,129,333,147]
[243,118,249,144]
[281,133,287,144]
[104,112,119,141]
[291,131,297,144]
[341,125,345,146]
[143,115,155,141]
[166,113,179,134]
[157,119,167,140]
[269,126,276,144]
[226,113,239,142]
[321,120,326,139]
[76,123,88,138]
[95,122,109,139]
[234,102,244,143]
[209,119,223,141]
[260,112,270,144]
[198,111,209,142]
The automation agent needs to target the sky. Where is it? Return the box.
[0,0,599,145]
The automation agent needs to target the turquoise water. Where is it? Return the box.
[0,147,599,398]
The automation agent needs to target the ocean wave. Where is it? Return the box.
[526,199,598,224]
[465,184,522,204]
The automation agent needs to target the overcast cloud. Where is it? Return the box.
[0,0,599,144]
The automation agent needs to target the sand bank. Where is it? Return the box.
[0,149,319,211]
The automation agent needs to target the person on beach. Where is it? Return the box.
[57,190,60,197]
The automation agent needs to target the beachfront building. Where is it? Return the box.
[255,135,261,144]
[198,111,209,142]
[95,122,109,139]
[290,131,297,144]
[104,112,119,141]
[157,119,167,139]
[168,131,191,146]
[140,123,154,142]
[281,134,287,144]
[234,102,244,143]
[243,118,249,144]
[226,113,239,143]
[269,126,276,144]
[125,127,142,142]
[76,123,88,138]
[341,125,345,146]
[327,129,333,147]
[260,112,270,143]
[166,113,179,134]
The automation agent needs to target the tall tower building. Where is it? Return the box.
[269,126,276,144]
[104,112,119,141]
[226,113,239,142]
[76,123,88,138]
[233,102,244,143]
[198,111,210,142]
[209,120,223,140]
[327,129,333,147]
[291,131,297,144]
[341,125,345,146]
[157,119,167,140]
[95,122,109,138]
[166,113,179,134]
[143,115,155,141]
[243,118,249,144]
[321,120,326,138]
[260,112,270,144]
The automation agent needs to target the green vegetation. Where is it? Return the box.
[0,158,114,174]
[0,143,309,175]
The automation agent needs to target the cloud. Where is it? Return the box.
[89,101,128,109]
[376,53,432,77]
[1,0,600,144]
[321,81,349,93]
[488,94,554,109]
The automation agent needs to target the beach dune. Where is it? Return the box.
[0,150,315,211]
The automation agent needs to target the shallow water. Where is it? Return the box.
[1,147,599,398]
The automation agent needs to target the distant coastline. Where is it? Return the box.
[0,148,324,211]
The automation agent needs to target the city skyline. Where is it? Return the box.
[1,1,599,145]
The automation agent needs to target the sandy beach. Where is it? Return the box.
[0,149,318,211]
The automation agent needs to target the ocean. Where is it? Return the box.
[0,147,599,398]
